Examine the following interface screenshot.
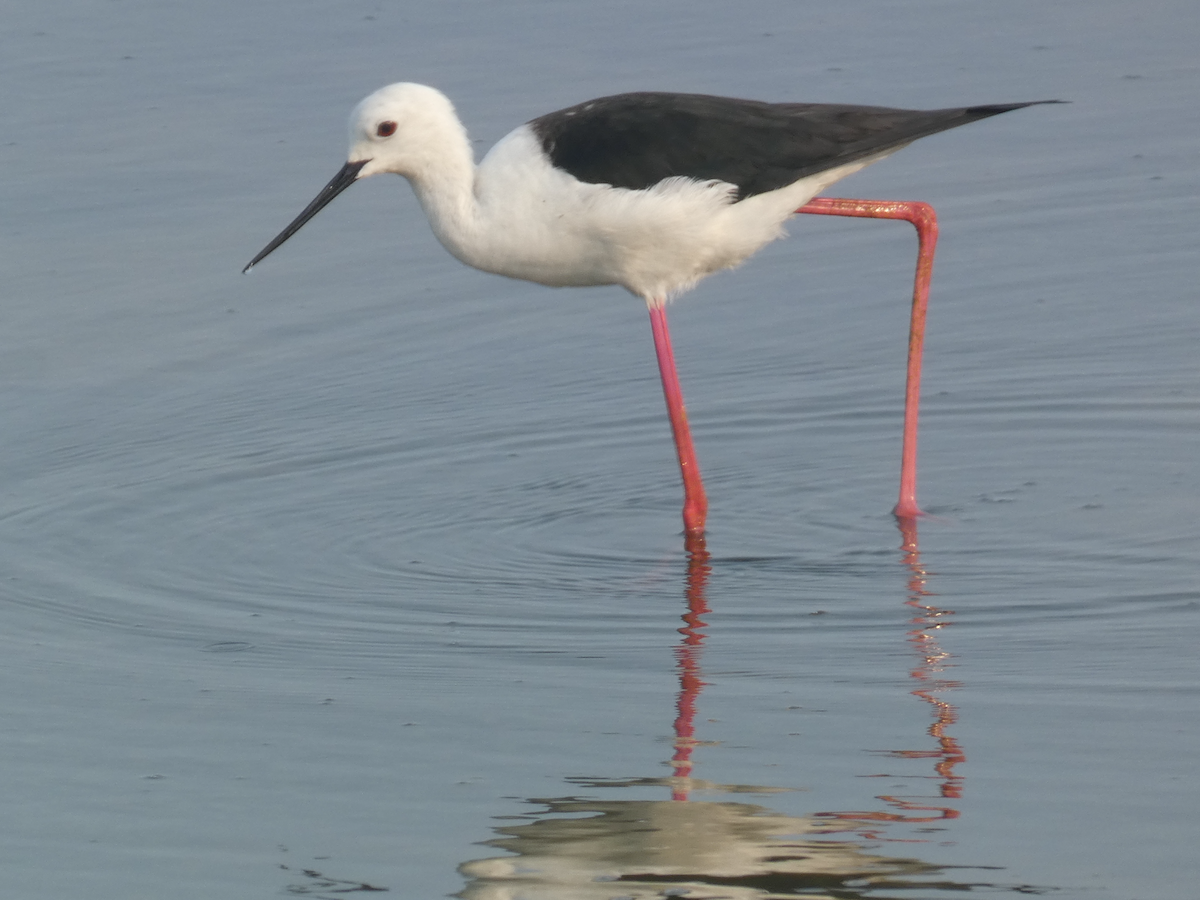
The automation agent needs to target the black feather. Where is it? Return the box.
[530,93,1058,199]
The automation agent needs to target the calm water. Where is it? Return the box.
[3,1,1197,898]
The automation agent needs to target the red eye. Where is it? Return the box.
[376,121,397,137]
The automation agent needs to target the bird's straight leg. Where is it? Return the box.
[648,302,708,539]
[797,197,938,520]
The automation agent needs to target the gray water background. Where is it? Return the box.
[2,1,1197,897]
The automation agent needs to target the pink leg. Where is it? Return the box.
[649,303,708,539]
[797,197,937,519]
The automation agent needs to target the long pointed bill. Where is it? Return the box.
[242,159,370,273]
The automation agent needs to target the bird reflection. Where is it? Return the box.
[814,517,966,839]
[458,524,1037,898]
[457,793,949,899]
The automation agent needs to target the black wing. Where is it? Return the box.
[530,93,1055,199]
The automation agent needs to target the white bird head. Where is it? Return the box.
[243,82,466,272]
[347,83,466,179]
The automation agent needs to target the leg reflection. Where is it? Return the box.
[669,536,712,799]
[817,515,966,837]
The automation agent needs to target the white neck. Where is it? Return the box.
[404,132,483,266]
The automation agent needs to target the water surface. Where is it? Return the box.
[2,2,1197,898]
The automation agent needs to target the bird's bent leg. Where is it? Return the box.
[797,197,937,519]
[648,302,708,539]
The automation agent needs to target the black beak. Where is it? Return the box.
[242,159,370,273]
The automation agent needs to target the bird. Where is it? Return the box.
[243,83,1054,541]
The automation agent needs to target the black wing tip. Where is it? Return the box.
[966,99,1069,116]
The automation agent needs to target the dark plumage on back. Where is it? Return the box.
[530,93,1052,199]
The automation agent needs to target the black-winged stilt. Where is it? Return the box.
[244,84,1053,541]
